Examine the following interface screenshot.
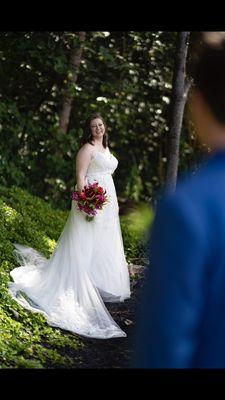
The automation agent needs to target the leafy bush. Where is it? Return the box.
[0,185,80,368]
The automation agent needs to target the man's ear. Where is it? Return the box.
[191,88,203,110]
[191,88,211,121]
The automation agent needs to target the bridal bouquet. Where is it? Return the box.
[72,181,109,221]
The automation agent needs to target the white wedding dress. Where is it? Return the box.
[8,147,131,339]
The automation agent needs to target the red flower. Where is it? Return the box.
[71,181,109,222]
[79,192,86,200]
[97,187,104,194]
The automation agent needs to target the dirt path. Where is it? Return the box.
[59,259,148,369]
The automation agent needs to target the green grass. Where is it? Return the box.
[120,202,154,262]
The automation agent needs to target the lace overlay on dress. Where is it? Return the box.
[8,147,131,339]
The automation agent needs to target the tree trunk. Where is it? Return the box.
[58,31,86,134]
[165,32,191,192]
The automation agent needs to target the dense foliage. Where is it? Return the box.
[0,31,204,209]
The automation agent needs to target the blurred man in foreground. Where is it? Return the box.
[134,32,225,368]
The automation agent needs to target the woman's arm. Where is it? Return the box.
[76,144,93,192]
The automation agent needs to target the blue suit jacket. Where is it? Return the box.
[134,150,225,368]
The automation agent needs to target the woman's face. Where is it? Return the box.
[90,118,105,140]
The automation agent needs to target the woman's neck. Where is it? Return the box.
[92,139,104,147]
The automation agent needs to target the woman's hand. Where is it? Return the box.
[76,186,84,194]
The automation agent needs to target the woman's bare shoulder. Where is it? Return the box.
[77,143,94,156]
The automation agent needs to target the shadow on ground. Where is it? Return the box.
[57,258,149,369]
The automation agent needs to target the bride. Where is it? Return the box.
[8,113,131,339]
